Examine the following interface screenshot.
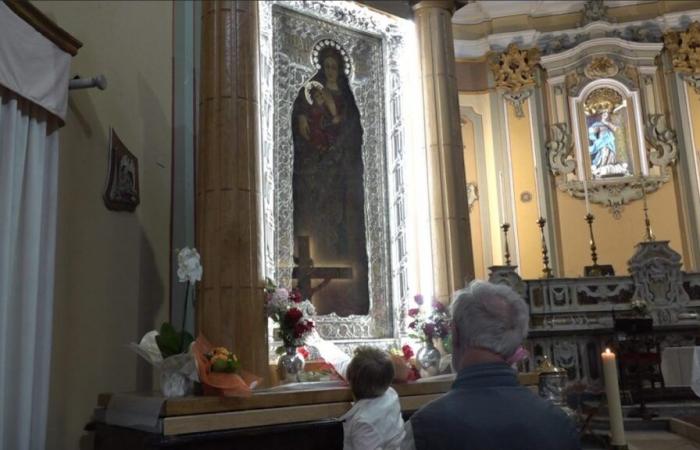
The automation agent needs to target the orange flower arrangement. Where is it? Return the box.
[193,336,260,397]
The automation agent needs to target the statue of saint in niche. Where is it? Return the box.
[291,41,369,316]
[585,87,631,179]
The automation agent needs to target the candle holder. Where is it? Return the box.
[501,223,511,266]
[536,356,574,418]
[583,213,615,277]
[640,181,655,242]
[537,217,553,279]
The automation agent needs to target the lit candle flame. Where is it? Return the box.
[605,348,612,355]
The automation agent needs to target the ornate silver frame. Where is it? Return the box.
[258,1,413,344]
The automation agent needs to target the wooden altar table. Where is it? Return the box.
[92,373,539,450]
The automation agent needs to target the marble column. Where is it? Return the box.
[196,1,268,382]
[413,0,474,302]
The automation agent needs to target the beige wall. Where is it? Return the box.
[505,101,543,279]
[32,2,172,449]
[556,179,685,276]
[461,119,485,279]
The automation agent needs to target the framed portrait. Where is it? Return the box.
[570,79,648,182]
[258,1,418,347]
[103,128,140,212]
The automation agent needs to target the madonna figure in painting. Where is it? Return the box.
[291,42,369,316]
[587,106,630,179]
[589,110,618,168]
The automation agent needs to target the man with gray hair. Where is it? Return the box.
[401,281,580,450]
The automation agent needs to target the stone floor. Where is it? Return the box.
[582,431,700,450]
[627,431,700,450]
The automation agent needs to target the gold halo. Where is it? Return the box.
[584,87,623,115]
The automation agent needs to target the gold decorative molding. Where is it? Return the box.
[664,21,700,76]
[5,0,82,56]
[489,43,540,94]
[489,43,540,117]
[584,56,619,79]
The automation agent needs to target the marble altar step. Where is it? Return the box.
[583,430,700,450]
[587,401,700,433]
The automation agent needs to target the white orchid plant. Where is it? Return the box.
[154,247,203,357]
[130,247,203,396]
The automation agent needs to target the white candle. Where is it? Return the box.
[602,348,626,446]
[535,166,542,218]
[498,171,506,224]
[583,179,591,215]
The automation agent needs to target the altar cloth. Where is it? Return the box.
[660,346,700,397]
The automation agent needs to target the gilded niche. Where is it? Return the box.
[664,21,700,75]
[489,43,541,93]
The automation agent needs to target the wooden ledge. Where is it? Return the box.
[98,372,539,418]
[5,0,82,56]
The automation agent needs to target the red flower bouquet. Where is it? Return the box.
[407,294,451,344]
[265,279,316,352]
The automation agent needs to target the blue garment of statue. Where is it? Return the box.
[588,113,617,168]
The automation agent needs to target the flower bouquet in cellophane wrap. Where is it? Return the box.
[193,335,261,397]
[130,247,204,397]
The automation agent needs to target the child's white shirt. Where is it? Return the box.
[309,336,405,450]
[340,387,405,450]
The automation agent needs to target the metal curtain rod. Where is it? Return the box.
[69,74,107,91]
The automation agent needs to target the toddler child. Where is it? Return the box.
[310,336,405,450]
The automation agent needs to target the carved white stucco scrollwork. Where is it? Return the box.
[646,114,678,169]
[560,177,667,219]
[503,91,532,118]
[466,182,478,212]
[580,0,611,26]
[546,123,576,176]
[552,340,578,375]
[628,241,690,325]
[488,265,526,298]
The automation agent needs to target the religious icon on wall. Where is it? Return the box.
[291,40,369,317]
[583,87,632,179]
[103,128,140,212]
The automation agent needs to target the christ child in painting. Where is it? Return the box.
[303,82,340,153]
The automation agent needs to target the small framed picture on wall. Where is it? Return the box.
[103,128,139,212]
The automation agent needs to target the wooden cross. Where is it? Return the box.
[292,236,353,300]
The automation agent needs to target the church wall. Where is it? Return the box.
[31,2,173,449]
[461,117,485,279]
[505,100,543,280]
[459,87,688,279]
[685,86,700,206]
[459,92,501,277]
[555,180,685,277]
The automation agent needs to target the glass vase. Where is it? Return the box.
[416,341,441,378]
[277,345,305,383]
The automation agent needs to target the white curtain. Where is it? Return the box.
[0,86,59,450]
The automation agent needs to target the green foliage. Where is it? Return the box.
[155,322,194,358]
[210,356,241,373]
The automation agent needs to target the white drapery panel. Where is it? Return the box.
[0,86,59,450]
[0,3,71,120]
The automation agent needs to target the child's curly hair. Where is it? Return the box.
[346,346,394,399]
